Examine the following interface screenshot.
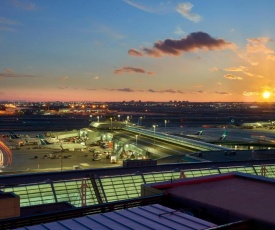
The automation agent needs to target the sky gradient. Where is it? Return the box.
[1,0,275,102]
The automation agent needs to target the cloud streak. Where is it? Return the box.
[128,49,144,56]
[224,74,242,80]
[0,69,36,78]
[11,0,36,11]
[243,91,259,96]
[176,2,201,22]
[114,67,154,75]
[129,32,235,58]
[224,66,246,72]
[0,17,20,31]
[123,0,154,13]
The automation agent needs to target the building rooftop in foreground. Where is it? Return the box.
[1,160,275,229]
[16,204,217,230]
[147,172,275,229]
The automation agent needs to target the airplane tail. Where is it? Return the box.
[219,131,227,140]
[37,134,45,139]
[229,117,237,125]
[9,131,20,139]
[196,130,203,136]
[38,136,51,145]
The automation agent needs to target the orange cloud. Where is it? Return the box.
[128,49,144,56]
[224,74,242,80]
[267,55,275,61]
[224,66,246,72]
[243,91,259,96]
[209,67,219,72]
[246,37,273,54]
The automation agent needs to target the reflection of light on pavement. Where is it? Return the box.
[0,141,12,166]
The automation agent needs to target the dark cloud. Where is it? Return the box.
[129,32,234,58]
[147,89,184,94]
[117,88,135,92]
[104,88,184,94]
[114,67,154,75]
[215,91,229,95]
[163,89,183,94]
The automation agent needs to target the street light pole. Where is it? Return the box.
[164,120,167,132]
[135,134,138,146]
[110,118,113,131]
[153,125,156,145]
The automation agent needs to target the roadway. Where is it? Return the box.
[113,130,196,159]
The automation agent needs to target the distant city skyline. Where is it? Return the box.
[1,0,275,102]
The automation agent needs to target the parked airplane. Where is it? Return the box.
[9,131,40,145]
[8,131,26,146]
[37,134,59,143]
[186,130,203,139]
[186,130,227,142]
[39,138,87,151]
[229,117,263,129]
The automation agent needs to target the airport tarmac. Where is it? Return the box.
[158,126,275,143]
[1,126,275,174]
[0,145,121,174]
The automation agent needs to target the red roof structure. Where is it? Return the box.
[150,173,275,229]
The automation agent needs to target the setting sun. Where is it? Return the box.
[263,91,271,99]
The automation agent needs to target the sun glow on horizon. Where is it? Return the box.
[262,91,271,99]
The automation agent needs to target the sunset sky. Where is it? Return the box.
[1,0,275,102]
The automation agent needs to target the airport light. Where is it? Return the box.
[125,120,128,127]
[110,118,113,131]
